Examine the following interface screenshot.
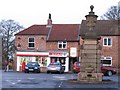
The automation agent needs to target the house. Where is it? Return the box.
[15,14,80,72]
[80,20,119,68]
[15,14,119,72]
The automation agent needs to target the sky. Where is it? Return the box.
[0,0,119,28]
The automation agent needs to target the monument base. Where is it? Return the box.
[78,72,103,82]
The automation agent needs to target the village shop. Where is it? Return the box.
[16,51,69,72]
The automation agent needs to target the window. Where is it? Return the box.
[101,57,112,66]
[28,37,35,48]
[50,57,66,64]
[103,38,112,46]
[58,41,67,49]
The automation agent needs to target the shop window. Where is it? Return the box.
[36,57,47,66]
[101,57,112,66]
[28,37,35,48]
[103,38,112,46]
[58,41,67,49]
[50,57,66,64]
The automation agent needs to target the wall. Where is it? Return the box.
[100,36,118,68]
[46,41,79,57]
[15,35,47,51]
[80,36,119,68]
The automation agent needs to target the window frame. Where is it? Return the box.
[28,37,35,48]
[101,56,112,66]
[103,38,112,46]
[58,41,67,49]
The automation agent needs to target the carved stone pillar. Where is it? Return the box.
[78,5,103,82]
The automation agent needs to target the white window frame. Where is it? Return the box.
[103,38,112,46]
[101,56,112,66]
[58,41,67,49]
[28,37,35,48]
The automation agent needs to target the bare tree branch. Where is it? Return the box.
[0,19,24,61]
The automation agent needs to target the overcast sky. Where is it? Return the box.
[0,0,119,28]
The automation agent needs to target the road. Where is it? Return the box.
[1,70,120,90]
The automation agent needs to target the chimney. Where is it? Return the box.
[46,13,52,28]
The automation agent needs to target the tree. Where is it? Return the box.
[101,6,120,20]
[0,19,23,62]
[101,5,120,35]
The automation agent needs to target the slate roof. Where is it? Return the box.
[80,20,119,36]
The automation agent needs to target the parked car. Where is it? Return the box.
[101,66,117,76]
[73,62,80,73]
[73,62,117,76]
[47,62,64,74]
[24,62,40,73]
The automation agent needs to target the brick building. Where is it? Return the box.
[80,20,119,68]
[15,14,119,72]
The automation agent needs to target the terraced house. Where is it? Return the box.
[15,14,120,72]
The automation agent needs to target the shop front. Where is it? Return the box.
[16,51,49,71]
[16,51,69,72]
[48,51,69,72]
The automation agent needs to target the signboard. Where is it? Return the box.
[70,47,77,57]
[49,52,68,57]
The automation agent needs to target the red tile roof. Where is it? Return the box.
[15,25,49,35]
[15,20,119,42]
[15,24,80,41]
[48,24,80,41]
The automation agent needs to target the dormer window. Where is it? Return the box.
[58,41,67,49]
[28,37,35,48]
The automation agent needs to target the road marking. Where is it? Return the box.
[53,76,66,80]
[18,80,21,82]
[6,80,16,85]
[58,81,63,87]
[28,78,35,80]
[12,83,15,85]
[6,79,22,85]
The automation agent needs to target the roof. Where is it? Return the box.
[15,25,49,35]
[15,20,119,42]
[15,24,80,41]
[48,24,80,41]
[80,20,119,36]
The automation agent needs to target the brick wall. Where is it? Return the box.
[15,35,119,68]
[80,36,119,68]
[15,35,47,51]
[100,36,119,68]
[46,41,79,56]
[118,36,120,72]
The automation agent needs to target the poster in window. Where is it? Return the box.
[70,47,77,57]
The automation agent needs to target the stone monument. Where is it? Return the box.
[78,5,103,82]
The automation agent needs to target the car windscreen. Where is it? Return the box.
[76,63,80,66]
[27,62,38,66]
[49,63,60,66]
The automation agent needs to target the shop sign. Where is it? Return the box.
[70,47,77,57]
[49,52,67,57]
[16,51,49,57]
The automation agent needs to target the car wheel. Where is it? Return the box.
[107,70,113,76]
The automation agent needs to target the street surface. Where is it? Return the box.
[1,70,120,90]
